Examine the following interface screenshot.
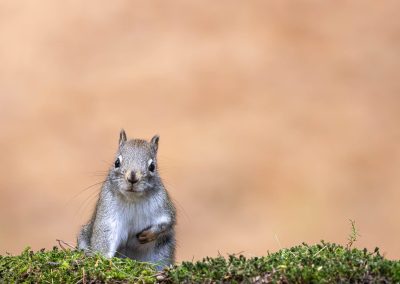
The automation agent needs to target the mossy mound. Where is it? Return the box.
[1,242,399,283]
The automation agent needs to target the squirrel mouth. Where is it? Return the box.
[126,186,142,193]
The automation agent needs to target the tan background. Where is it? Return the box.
[0,1,399,260]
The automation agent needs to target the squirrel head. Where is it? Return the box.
[109,129,160,196]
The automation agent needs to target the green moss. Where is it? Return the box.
[1,242,399,283]
[164,242,400,283]
[0,247,157,283]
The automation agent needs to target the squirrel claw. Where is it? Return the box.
[137,229,157,244]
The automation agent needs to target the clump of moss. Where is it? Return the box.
[1,242,400,283]
[0,246,157,283]
[162,242,400,283]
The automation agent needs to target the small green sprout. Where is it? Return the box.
[346,219,361,249]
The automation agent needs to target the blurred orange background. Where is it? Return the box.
[1,1,399,260]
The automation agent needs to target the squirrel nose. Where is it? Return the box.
[126,171,139,184]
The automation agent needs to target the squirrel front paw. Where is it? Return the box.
[137,229,157,244]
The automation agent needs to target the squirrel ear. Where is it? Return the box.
[150,135,159,152]
[119,129,127,146]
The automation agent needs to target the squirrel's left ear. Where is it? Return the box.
[119,129,127,146]
[150,135,160,152]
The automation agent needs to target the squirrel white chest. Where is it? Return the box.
[111,197,161,245]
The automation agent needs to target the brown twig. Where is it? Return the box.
[56,239,76,251]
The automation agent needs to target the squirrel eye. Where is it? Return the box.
[148,161,155,172]
[114,156,121,168]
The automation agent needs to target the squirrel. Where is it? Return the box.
[77,129,176,268]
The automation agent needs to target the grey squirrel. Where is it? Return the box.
[77,129,176,267]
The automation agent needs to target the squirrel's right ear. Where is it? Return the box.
[119,129,127,146]
[150,135,159,152]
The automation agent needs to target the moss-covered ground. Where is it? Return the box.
[1,241,399,283]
